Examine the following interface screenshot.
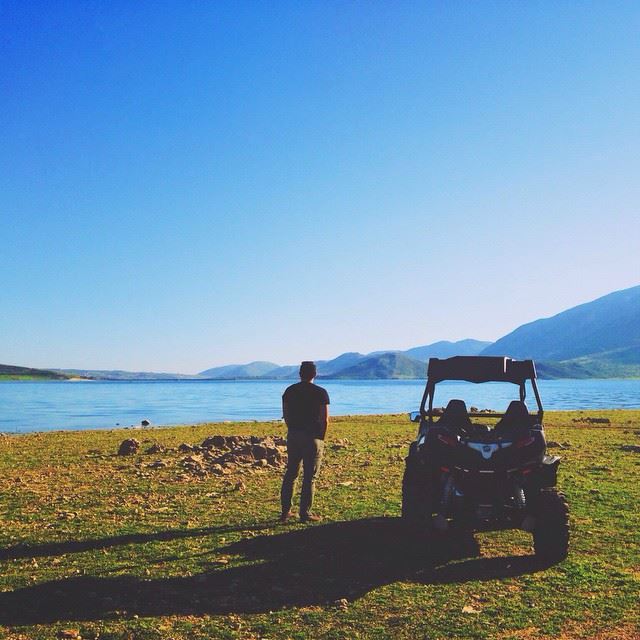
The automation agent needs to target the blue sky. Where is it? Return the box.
[2,1,639,372]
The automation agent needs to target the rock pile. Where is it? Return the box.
[179,435,288,477]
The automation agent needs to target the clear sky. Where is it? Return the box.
[2,1,639,373]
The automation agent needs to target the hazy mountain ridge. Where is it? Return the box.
[198,361,281,379]
[54,369,200,380]
[482,284,640,377]
[196,340,487,380]
[482,285,640,361]
[7,285,639,380]
[328,353,426,379]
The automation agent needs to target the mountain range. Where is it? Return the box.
[3,284,639,380]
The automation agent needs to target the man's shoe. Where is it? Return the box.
[300,513,322,523]
[280,511,294,523]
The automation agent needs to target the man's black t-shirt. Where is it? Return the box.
[282,382,330,439]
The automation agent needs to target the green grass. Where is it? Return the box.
[0,412,639,639]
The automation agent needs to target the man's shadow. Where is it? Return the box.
[0,517,548,626]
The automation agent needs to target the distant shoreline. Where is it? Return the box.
[2,374,640,382]
[2,407,639,438]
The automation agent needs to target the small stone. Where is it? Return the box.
[148,460,167,469]
[334,598,349,610]
[462,605,481,614]
[141,419,151,427]
[58,630,81,639]
[178,443,194,452]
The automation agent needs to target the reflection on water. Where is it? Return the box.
[0,378,638,433]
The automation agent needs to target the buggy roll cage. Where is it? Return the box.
[419,356,543,424]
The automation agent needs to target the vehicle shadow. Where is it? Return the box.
[0,517,548,626]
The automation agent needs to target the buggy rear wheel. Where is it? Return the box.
[532,488,569,562]
[401,452,433,527]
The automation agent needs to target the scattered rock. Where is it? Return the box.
[118,438,140,456]
[148,460,167,469]
[178,443,195,453]
[337,481,354,487]
[330,439,350,450]
[334,598,349,611]
[58,630,82,640]
[57,511,77,520]
[572,417,611,424]
[141,419,151,427]
[146,443,164,454]
[547,441,572,449]
[620,444,640,453]
[462,605,481,614]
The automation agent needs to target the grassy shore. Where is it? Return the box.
[0,412,639,639]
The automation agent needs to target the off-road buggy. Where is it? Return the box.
[403,356,569,561]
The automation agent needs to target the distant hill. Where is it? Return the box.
[197,341,487,381]
[16,285,640,381]
[404,339,491,361]
[0,364,72,380]
[57,369,198,380]
[317,352,366,376]
[198,361,280,379]
[482,284,640,377]
[329,353,426,379]
[262,364,300,379]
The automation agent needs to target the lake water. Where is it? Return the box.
[0,378,638,433]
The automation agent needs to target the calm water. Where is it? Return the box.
[0,378,638,433]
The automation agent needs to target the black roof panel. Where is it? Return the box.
[427,356,537,384]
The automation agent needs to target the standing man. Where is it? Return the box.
[280,361,330,523]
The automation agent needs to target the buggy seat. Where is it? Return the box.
[437,399,472,434]
[494,400,532,437]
